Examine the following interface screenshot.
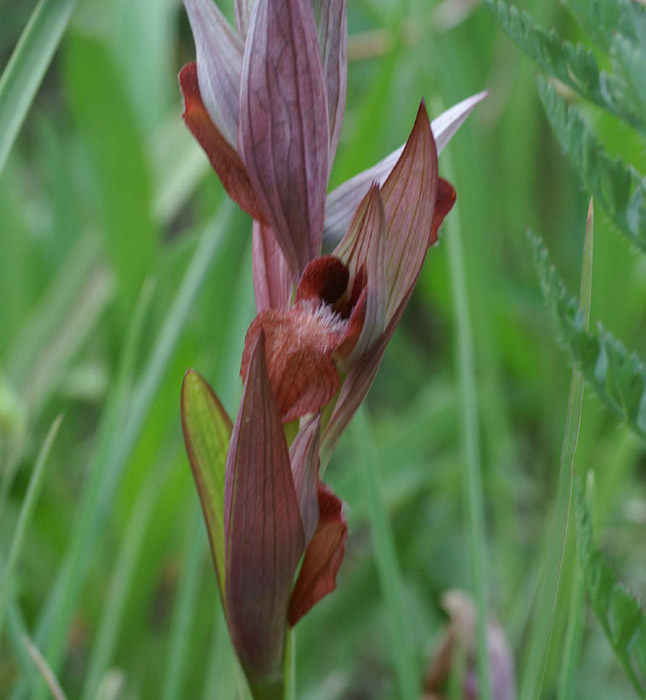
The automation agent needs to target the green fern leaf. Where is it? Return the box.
[562,0,646,53]
[537,78,646,254]
[529,231,646,443]
[483,0,646,132]
[574,477,646,696]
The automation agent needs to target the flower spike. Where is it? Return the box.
[239,0,330,276]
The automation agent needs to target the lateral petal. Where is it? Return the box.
[240,306,345,423]
[288,483,348,626]
[382,101,437,320]
[181,370,232,598]
[289,414,322,544]
[179,63,266,222]
[234,0,253,37]
[183,0,244,148]
[224,332,305,680]
[239,0,330,275]
[313,0,348,166]
[252,221,294,312]
[322,91,487,251]
[430,177,457,246]
[333,184,386,362]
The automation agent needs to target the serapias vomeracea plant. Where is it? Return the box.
[179,0,486,695]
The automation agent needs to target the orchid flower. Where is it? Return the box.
[179,0,486,695]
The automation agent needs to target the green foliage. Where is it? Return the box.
[537,78,646,254]
[575,476,646,697]
[0,0,80,173]
[180,371,232,592]
[530,231,646,443]
[562,0,646,53]
[482,0,646,132]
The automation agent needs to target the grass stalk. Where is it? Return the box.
[0,414,63,638]
[519,200,594,700]
[0,0,80,174]
[445,150,492,700]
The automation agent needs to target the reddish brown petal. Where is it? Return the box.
[224,332,305,679]
[252,221,294,312]
[288,483,347,626]
[333,184,386,362]
[179,63,266,223]
[295,256,349,306]
[241,307,345,422]
[430,177,456,246]
[382,100,438,320]
[334,286,366,360]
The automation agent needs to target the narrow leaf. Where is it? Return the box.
[181,370,233,592]
[225,332,305,681]
[520,200,592,700]
[530,231,646,443]
[538,78,646,254]
[0,0,80,174]
[239,0,330,275]
[575,476,646,696]
[322,91,485,251]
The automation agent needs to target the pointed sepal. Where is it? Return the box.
[179,63,266,222]
[239,0,330,274]
[252,221,294,312]
[288,483,347,626]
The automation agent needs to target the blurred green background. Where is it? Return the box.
[1,0,645,698]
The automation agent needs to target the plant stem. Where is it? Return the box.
[444,148,492,700]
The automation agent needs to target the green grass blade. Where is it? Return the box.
[557,562,585,700]
[520,200,593,700]
[445,151,492,700]
[160,506,206,700]
[0,0,80,174]
[353,406,418,700]
[0,414,63,638]
[79,447,173,700]
[17,204,235,700]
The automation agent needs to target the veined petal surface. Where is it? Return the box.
[183,0,243,148]
[289,414,322,544]
[313,0,348,166]
[239,0,330,275]
[224,332,305,680]
[252,221,293,312]
[382,101,437,319]
[179,63,266,222]
[322,91,487,250]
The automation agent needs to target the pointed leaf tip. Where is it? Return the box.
[239,0,330,275]
[225,331,305,678]
[181,370,232,597]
